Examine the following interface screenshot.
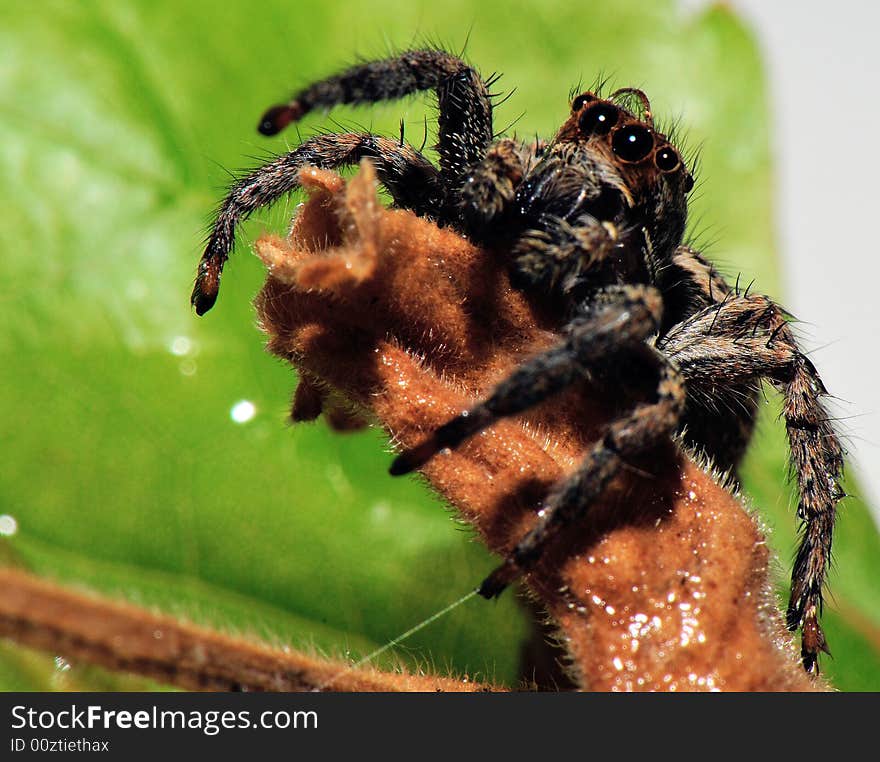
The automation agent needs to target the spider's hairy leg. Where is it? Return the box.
[191,134,440,315]
[656,246,760,472]
[480,351,685,598]
[256,49,494,195]
[390,283,665,476]
[659,294,845,673]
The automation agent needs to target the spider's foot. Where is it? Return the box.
[800,605,830,674]
[191,278,218,316]
[477,558,521,599]
[191,286,217,316]
[391,409,494,475]
[389,436,442,476]
[191,260,221,316]
[257,103,305,136]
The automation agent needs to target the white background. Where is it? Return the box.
[682,0,880,523]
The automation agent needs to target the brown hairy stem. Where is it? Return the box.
[0,568,497,692]
[254,162,827,692]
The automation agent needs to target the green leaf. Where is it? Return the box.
[1,0,877,691]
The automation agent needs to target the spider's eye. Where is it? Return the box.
[611,124,654,162]
[571,92,596,112]
[578,103,618,137]
[654,146,680,172]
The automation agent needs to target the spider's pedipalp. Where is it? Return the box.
[456,138,534,239]
[509,214,628,297]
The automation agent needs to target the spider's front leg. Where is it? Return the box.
[659,293,845,673]
[256,49,494,195]
[192,133,440,314]
[391,284,686,596]
[478,336,685,597]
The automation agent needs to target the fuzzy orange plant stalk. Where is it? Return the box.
[0,567,497,692]
[253,161,825,692]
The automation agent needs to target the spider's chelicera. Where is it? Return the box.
[192,49,844,674]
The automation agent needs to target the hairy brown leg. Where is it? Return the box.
[191,134,440,314]
[391,284,660,475]
[657,247,760,472]
[256,49,494,194]
[479,350,684,596]
[390,285,685,599]
[659,293,845,672]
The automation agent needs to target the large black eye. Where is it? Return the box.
[654,146,680,172]
[612,124,654,162]
[571,92,596,112]
[578,103,618,136]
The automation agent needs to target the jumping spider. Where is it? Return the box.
[191,49,844,674]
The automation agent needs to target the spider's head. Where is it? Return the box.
[561,88,694,258]
[566,89,693,192]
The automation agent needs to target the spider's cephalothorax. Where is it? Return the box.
[192,49,844,674]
